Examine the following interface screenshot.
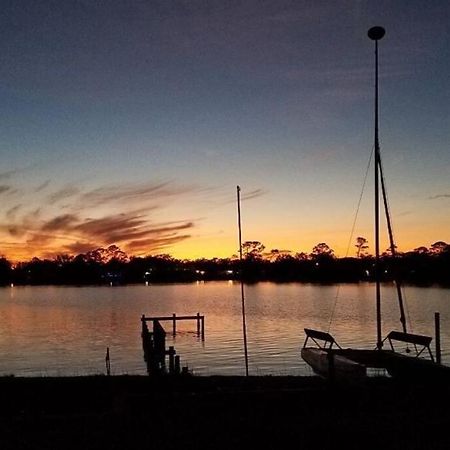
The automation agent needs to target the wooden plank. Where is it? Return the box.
[143,315,204,322]
[386,331,432,347]
[304,328,336,344]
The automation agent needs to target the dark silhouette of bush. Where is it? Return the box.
[1,241,449,286]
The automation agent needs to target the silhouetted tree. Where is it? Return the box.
[429,241,449,255]
[0,257,11,285]
[310,243,334,259]
[294,252,309,261]
[84,245,129,264]
[355,237,369,258]
[3,239,450,285]
[242,241,265,260]
[382,245,400,257]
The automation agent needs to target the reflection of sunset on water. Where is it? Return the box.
[1,282,449,377]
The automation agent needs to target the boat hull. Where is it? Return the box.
[302,347,450,380]
[301,348,367,379]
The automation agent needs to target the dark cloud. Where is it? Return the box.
[7,225,26,238]
[74,214,148,239]
[106,221,194,245]
[126,234,192,254]
[4,209,196,257]
[63,241,98,255]
[41,214,78,232]
[0,180,201,259]
[0,185,12,195]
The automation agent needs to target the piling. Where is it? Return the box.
[105,347,111,376]
[201,316,205,341]
[173,313,176,336]
[197,312,200,335]
[168,346,176,374]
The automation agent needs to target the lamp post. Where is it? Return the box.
[368,26,385,350]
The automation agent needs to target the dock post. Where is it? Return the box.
[175,355,181,374]
[197,312,200,336]
[168,346,176,374]
[172,313,176,336]
[435,312,441,364]
[105,347,111,376]
[201,316,205,340]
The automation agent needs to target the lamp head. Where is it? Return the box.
[368,26,385,41]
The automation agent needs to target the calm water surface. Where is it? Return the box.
[1,282,449,376]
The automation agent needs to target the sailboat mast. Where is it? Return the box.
[237,186,249,376]
[368,26,385,350]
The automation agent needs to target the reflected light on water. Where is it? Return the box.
[0,282,449,376]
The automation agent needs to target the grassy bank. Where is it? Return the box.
[2,375,450,449]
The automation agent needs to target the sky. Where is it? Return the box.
[0,0,449,261]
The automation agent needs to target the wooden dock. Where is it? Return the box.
[141,313,205,375]
[141,313,205,339]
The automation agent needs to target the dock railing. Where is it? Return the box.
[141,313,205,340]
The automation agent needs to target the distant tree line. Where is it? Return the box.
[0,241,449,287]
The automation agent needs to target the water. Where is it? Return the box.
[0,282,449,376]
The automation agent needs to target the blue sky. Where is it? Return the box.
[0,1,449,260]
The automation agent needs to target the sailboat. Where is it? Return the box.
[301,26,450,380]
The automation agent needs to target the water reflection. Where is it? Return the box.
[0,282,448,376]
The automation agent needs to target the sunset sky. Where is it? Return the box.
[0,1,449,261]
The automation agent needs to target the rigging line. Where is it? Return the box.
[378,154,412,334]
[402,287,414,334]
[327,146,374,333]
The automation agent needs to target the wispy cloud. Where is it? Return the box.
[78,181,196,208]
[429,194,450,200]
[36,180,51,192]
[0,185,12,195]
[0,165,38,181]
[5,204,21,220]
[0,169,22,180]
[241,188,266,202]
[0,179,202,259]
[47,186,80,204]
[126,233,192,254]
[220,188,267,205]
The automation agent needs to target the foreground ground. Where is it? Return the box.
[2,375,450,449]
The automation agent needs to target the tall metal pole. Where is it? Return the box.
[368,26,385,350]
[237,186,249,376]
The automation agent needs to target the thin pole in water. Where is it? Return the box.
[105,347,111,376]
[368,26,385,350]
[237,185,249,376]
